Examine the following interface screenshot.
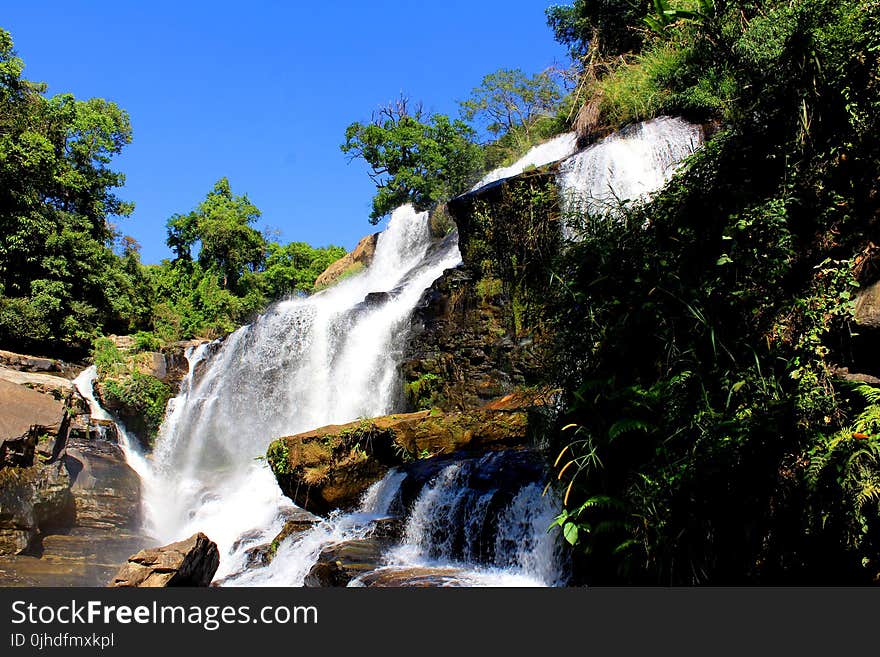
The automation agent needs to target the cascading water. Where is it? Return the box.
[73,366,155,522]
[145,204,463,580]
[557,116,703,237]
[472,131,579,190]
[81,119,703,587]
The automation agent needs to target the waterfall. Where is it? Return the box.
[383,454,566,587]
[75,119,702,587]
[472,131,579,190]
[557,116,703,236]
[73,366,155,523]
[145,204,462,579]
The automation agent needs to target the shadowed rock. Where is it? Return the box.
[109,533,220,587]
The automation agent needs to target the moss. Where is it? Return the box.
[266,440,292,476]
[405,373,442,411]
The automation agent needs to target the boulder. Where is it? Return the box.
[109,533,219,587]
[0,349,67,375]
[64,421,142,530]
[313,232,379,291]
[0,379,68,468]
[0,367,74,399]
[354,566,470,587]
[303,537,390,587]
[267,390,556,515]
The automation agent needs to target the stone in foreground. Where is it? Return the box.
[267,388,557,515]
[109,533,219,587]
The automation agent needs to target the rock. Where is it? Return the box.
[64,421,142,530]
[0,367,74,399]
[0,529,149,586]
[0,461,72,555]
[354,566,470,587]
[313,232,379,291]
[402,266,547,411]
[268,392,555,515]
[854,279,880,329]
[0,349,74,375]
[0,379,68,468]
[162,340,207,389]
[109,533,220,587]
[303,537,390,587]
[831,366,880,386]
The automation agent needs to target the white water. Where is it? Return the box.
[557,116,703,235]
[73,366,157,529]
[472,131,579,190]
[142,205,462,580]
[82,120,703,587]
[73,366,154,486]
[382,458,565,587]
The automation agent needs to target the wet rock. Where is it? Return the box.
[354,566,470,587]
[303,537,390,587]
[0,461,72,555]
[401,266,547,411]
[64,422,141,531]
[314,232,379,290]
[0,530,150,586]
[109,533,220,587]
[268,396,553,515]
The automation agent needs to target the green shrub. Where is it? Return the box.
[102,372,173,443]
[133,330,162,352]
[92,337,124,376]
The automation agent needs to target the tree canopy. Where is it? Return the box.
[341,97,484,223]
[546,0,649,60]
[459,68,563,144]
[0,28,137,354]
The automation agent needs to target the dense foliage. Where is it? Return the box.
[546,0,880,584]
[0,30,137,356]
[341,97,484,223]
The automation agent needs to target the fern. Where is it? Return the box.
[608,418,652,441]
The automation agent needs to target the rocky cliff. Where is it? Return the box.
[0,350,148,585]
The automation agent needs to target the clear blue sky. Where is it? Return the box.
[3,1,567,264]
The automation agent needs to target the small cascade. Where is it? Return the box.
[73,366,156,529]
[384,453,566,586]
[472,131,579,190]
[557,116,703,235]
[227,469,410,586]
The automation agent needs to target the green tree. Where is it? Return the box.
[546,0,650,60]
[459,68,563,145]
[262,241,346,297]
[0,28,136,354]
[341,96,484,222]
[166,177,266,290]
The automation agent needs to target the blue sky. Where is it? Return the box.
[3,1,567,263]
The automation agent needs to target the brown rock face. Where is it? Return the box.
[109,533,220,587]
[854,279,880,329]
[267,390,556,515]
[0,460,72,555]
[313,232,379,290]
[0,379,67,459]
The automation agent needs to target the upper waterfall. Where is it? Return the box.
[557,116,703,234]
